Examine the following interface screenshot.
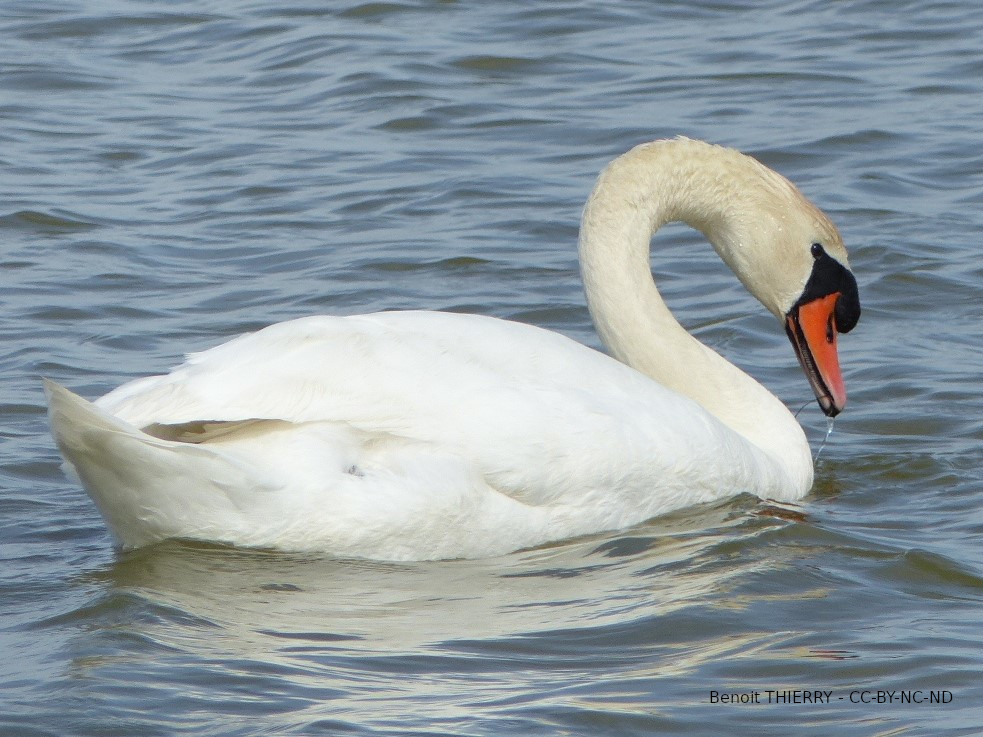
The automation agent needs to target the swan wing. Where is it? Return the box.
[95,311,762,510]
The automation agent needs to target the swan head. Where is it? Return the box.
[783,240,860,417]
[707,151,860,418]
[665,141,860,417]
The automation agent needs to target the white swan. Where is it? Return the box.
[46,138,860,560]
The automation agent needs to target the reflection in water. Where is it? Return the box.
[93,497,765,649]
[58,497,814,730]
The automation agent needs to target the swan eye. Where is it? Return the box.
[811,243,824,259]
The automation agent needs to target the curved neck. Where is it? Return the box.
[578,140,811,488]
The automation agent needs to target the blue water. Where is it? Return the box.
[2,1,983,734]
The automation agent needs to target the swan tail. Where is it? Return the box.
[44,379,266,549]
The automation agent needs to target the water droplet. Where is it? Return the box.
[815,416,835,463]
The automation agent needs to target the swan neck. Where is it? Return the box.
[578,141,742,374]
[578,140,811,491]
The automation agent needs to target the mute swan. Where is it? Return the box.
[46,138,860,560]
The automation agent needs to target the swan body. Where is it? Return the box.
[47,138,860,560]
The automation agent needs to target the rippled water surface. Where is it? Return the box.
[3,1,983,735]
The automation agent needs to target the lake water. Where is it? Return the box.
[2,1,982,734]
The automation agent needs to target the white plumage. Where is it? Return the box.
[47,138,856,560]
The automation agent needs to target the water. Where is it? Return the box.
[2,1,983,734]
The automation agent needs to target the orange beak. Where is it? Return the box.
[785,293,847,416]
